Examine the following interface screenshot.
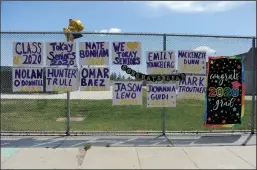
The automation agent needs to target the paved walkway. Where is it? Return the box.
[1,134,256,148]
[1,146,256,169]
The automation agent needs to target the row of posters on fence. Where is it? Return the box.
[13,42,207,74]
[12,66,207,102]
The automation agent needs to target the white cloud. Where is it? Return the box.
[146,1,251,13]
[95,28,122,33]
[193,46,216,62]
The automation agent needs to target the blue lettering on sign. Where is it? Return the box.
[112,42,140,65]
[47,42,76,66]
[13,68,43,87]
[80,42,109,58]
[179,76,205,86]
[115,82,142,99]
[46,68,77,86]
[80,68,109,87]
[147,52,175,68]
[15,42,42,65]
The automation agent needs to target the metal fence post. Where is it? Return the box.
[162,34,167,135]
[251,38,256,134]
[66,34,71,136]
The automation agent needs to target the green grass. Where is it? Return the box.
[1,94,255,131]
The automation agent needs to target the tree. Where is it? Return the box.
[117,73,122,80]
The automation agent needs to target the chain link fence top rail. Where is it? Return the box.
[0,32,256,134]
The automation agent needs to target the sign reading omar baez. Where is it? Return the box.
[13,42,43,67]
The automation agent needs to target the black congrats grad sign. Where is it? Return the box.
[204,56,244,127]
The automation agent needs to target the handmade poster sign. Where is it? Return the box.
[12,67,43,92]
[112,42,141,65]
[80,67,110,91]
[46,42,76,67]
[146,51,176,75]
[204,56,244,127]
[178,50,206,74]
[46,67,78,92]
[147,84,177,107]
[79,42,109,66]
[112,81,143,105]
[13,42,43,67]
[178,75,207,100]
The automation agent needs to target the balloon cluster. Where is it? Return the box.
[63,19,84,41]
[121,65,186,82]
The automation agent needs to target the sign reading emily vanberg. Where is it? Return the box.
[13,42,43,67]
[112,81,143,105]
[46,67,78,92]
[46,42,76,67]
[147,84,177,107]
[146,51,176,75]
[178,75,207,100]
[12,67,43,92]
[80,67,110,91]
[178,50,206,74]
[79,42,109,66]
[112,42,141,65]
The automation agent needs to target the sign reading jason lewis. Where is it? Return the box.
[46,42,76,67]
[13,42,43,67]
[147,84,177,107]
[12,67,43,92]
[113,81,143,105]
[79,42,109,66]
[112,42,141,65]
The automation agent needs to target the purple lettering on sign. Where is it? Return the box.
[112,42,141,65]
[46,42,76,66]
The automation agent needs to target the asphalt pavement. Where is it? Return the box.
[1,134,256,148]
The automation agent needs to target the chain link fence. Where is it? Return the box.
[1,32,256,135]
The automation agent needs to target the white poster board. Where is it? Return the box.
[178,50,206,74]
[12,67,44,92]
[46,67,79,92]
[146,51,176,75]
[80,67,110,91]
[79,42,109,66]
[46,42,77,67]
[112,42,142,65]
[177,75,207,100]
[147,84,177,107]
[13,42,43,67]
[112,81,143,105]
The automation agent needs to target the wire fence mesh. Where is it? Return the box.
[0,32,256,135]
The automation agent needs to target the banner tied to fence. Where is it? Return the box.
[204,56,244,127]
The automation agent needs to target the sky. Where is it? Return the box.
[1,1,256,74]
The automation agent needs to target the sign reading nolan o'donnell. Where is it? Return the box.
[12,67,44,92]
